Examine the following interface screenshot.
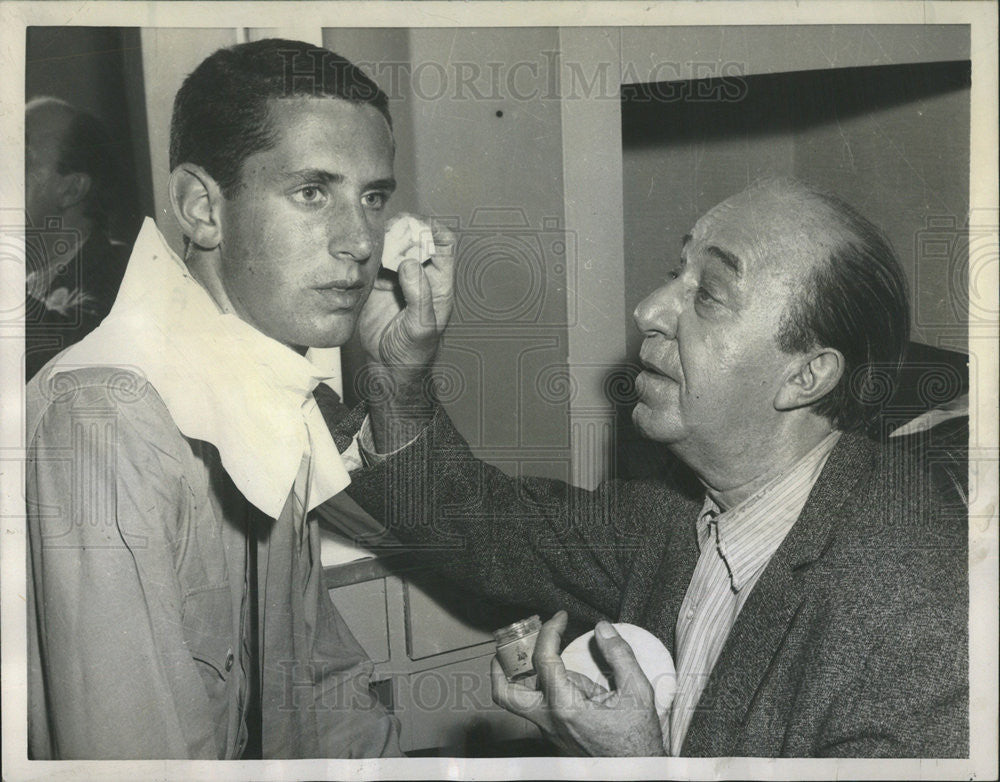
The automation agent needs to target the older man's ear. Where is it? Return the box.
[774,348,844,412]
[57,171,92,211]
[168,163,223,251]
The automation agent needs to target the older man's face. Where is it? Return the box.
[25,103,73,229]
[632,187,816,468]
[213,96,395,351]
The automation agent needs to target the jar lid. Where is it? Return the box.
[493,615,542,645]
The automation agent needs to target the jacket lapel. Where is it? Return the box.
[681,433,879,755]
[640,511,700,654]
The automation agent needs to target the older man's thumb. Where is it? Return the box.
[594,622,651,701]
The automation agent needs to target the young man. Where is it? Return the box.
[25,39,452,760]
[343,177,968,757]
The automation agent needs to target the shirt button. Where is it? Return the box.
[686,609,695,620]
[225,650,234,671]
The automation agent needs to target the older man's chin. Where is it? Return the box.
[631,400,682,444]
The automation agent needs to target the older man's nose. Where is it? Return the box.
[634,284,680,339]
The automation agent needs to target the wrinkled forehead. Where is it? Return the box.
[690,186,835,287]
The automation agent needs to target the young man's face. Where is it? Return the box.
[214,96,395,351]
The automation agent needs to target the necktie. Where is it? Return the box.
[312,382,356,454]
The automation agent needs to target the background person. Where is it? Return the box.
[24,97,131,379]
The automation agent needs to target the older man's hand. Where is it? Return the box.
[491,611,667,756]
[357,219,455,452]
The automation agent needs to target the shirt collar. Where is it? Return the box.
[696,431,842,591]
[48,218,350,518]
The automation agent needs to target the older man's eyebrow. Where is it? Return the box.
[677,234,692,263]
[705,245,742,277]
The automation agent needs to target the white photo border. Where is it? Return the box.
[2,2,996,780]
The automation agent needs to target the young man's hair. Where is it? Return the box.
[169,39,392,198]
[772,178,911,432]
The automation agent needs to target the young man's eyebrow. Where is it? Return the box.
[281,169,397,193]
[367,177,397,193]
[283,168,343,184]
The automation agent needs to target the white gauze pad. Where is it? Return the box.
[560,622,676,719]
[382,213,435,272]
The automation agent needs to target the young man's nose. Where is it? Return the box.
[329,203,374,263]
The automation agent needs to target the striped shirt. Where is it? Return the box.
[668,431,842,755]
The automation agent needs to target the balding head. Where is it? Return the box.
[708,179,856,274]
[747,178,911,432]
[25,96,118,231]
[698,177,909,431]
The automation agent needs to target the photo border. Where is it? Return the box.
[2,2,996,780]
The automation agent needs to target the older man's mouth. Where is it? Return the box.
[638,355,678,384]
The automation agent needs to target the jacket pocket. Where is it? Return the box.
[181,584,234,681]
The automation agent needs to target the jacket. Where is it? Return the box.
[339,405,968,757]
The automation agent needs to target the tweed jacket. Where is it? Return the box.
[339,405,968,758]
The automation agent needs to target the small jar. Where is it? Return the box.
[493,615,542,680]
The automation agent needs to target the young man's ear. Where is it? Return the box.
[57,172,92,211]
[774,348,845,412]
[168,164,224,250]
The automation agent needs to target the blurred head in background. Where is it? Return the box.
[25,96,120,237]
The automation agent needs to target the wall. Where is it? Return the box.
[620,24,971,81]
[396,27,572,481]
[621,59,971,359]
[140,27,240,254]
[794,74,970,353]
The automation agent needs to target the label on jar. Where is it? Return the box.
[496,631,540,680]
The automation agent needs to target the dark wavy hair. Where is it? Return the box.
[771,179,910,432]
[169,38,391,197]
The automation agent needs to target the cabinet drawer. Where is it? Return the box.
[328,579,391,664]
[395,655,538,752]
[404,579,498,660]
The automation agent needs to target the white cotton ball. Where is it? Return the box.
[560,622,676,719]
[382,213,435,272]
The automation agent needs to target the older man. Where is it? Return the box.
[337,177,968,757]
[25,39,455,759]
